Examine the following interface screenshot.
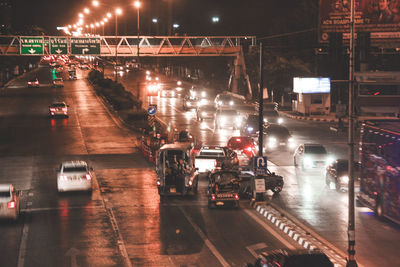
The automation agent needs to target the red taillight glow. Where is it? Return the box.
[246,146,252,152]
[156,180,161,186]
[62,107,68,112]
[235,138,241,142]
[234,194,239,200]
[211,194,216,200]
[50,108,56,112]
[8,201,15,209]
[85,174,91,180]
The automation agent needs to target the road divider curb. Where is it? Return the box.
[279,112,337,123]
[250,200,347,267]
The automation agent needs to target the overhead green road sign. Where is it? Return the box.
[50,37,68,55]
[20,37,44,55]
[70,37,100,55]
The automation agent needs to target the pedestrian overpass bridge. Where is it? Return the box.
[0,35,256,95]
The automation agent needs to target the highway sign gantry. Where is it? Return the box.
[70,37,101,55]
[20,37,44,55]
[50,37,68,55]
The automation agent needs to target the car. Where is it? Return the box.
[0,184,21,220]
[56,161,93,192]
[159,87,177,98]
[214,93,236,108]
[240,114,266,137]
[263,110,284,125]
[263,124,295,151]
[246,249,333,267]
[196,105,216,121]
[293,144,334,170]
[214,109,243,130]
[49,102,69,117]
[53,78,64,88]
[325,159,360,192]
[79,63,90,70]
[183,94,199,110]
[27,78,40,88]
[114,64,125,71]
[227,136,258,165]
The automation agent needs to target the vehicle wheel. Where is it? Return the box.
[294,158,297,167]
[272,186,282,194]
[375,199,384,219]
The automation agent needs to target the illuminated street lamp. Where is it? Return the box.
[212,16,219,23]
[92,0,99,7]
[84,8,90,14]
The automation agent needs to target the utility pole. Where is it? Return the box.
[346,0,357,266]
[258,43,264,156]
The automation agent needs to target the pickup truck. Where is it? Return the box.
[194,146,238,173]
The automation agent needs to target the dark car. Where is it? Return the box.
[196,105,216,121]
[227,136,257,160]
[240,114,266,137]
[263,110,284,125]
[247,249,333,267]
[326,159,360,192]
[263,124,295,151]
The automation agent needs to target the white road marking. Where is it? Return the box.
[243,209,297,250]
[180,207,230,267]
[17,220,30,267]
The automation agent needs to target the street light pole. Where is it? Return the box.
[134,1,141,66]
[346,0,357,266]
[115,13,118,82]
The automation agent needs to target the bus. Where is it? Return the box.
[358,120,400,224]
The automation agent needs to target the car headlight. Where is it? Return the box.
[171,91,175,96]
[247,126,254,132]
[340,175,349,184]
[186,102,191,106]
[200,99,208,106]
[263,118,268,123]
[304,156,313,165]
[269,137,277,143]
[326,156,335,165]
[201,91,206,97]
[278,118,284,124]
[235,117,242,125]
[218,101,222,105]
[219,116,227,123]
[288,137,294,143]
[176,87,182,92]
[229,100,234,106]
[162,91,166,96]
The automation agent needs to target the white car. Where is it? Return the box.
[49,102,69,117]
[57,161,93,192]
[0,184,21,220]
[293,144,334,170]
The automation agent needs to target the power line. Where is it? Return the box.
[258,28,317,40]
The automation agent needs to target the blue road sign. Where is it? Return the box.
[147,105,157,116]
[254,156,267,175]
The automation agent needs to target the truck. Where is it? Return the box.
[194,146,238,173]
[357,120,400,224]
[207,170,240,208]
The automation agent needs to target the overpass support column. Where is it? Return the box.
[231,55,241,94]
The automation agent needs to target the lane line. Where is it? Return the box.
[243,209,297,250]
[17,220,30,267]
[179,207,230,267]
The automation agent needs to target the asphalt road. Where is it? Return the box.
[107,66,400,267]
[0,65,303,267]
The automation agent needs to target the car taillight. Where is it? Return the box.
[50,108,56,112]
[35,81,39,84]
[8,201,15,209]
[246,146,252,152]
[188,180,193,186]
[234,194,239,200]
[156,180,161,186]
[62,107,68,112]
[85,174,91,180]
[28,82,32,85]
[211,194,216,200]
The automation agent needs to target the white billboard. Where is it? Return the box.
[293,77,331,94]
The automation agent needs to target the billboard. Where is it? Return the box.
[293,77,331,94]
[320,0,400,42]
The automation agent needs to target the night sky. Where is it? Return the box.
[13,0,317,37]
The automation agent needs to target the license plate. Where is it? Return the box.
[216,202,224,206]
[170,187,176,193]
